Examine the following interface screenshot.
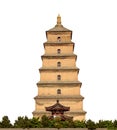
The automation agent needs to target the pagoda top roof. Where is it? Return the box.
[47,15,72,32]
[45,100,70,111]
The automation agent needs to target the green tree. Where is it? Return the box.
[30,117,42,128]
[61,120,74,128]
[53,117,62,128]
[113,120,117,128]
[0,116,12,128]
[96,120,113,128]
[14,116,31,128]
[86,119,96,129]
[41,115,51,127]
[96,120,108,128]
[73,120,86,128]
[103,120,113,128]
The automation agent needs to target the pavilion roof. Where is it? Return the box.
[45,100,70,111]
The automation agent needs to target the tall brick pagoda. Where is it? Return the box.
[33,15,86,120]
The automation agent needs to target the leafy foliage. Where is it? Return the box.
[41,115,51,127]
[73,120,86,128]
[30,117,42,128]
[96,120,113,128]
[0,116,12,128]
[14,116,31,128]
[86,119,96,129]
[113,120,117,128]
[1,115,117,128]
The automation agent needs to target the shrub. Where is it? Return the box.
[0,116,12,128]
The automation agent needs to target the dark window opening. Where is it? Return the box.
[57,37,61,42]
[57,62,61,67]
[57,49,61,54]
[57,75,61,80]
[57,89,61,94]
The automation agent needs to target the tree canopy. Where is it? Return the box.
[0,115,117,128]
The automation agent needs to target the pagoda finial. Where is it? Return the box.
[57,14,61,25]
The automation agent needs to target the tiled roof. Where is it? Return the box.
[45,100,70,111]
[47,15,72,32]
[47,24,72,32]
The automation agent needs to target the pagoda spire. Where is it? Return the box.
[57,14,61,25]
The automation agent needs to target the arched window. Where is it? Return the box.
[57,49,61,54]
[57,37,61,42]
[57,89,61,94]
[57,62,61,67]
[57,75,61,80]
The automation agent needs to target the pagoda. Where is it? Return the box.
[45,100,73,121]
[33,15,86,120]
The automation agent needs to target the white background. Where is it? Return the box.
[0,0,117,123]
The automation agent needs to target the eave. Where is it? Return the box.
[43,41,74,45]
[41,54,77,59]
[34,95,84,100]
[37,81,82,87]
[39,67,79,72]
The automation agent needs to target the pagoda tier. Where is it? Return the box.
[33,15,86,120]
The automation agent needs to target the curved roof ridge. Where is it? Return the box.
[45,100,70,111]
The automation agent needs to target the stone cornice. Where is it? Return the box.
[41,54,77,59]
[34,95,84,100]
[65,111,87,115]
[32,111,50,115]
[44,42,74,46]
[37,81,82,87]
[39,67,79,72]
[43,42,75,51]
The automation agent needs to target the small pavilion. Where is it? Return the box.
[45,100,73,121]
